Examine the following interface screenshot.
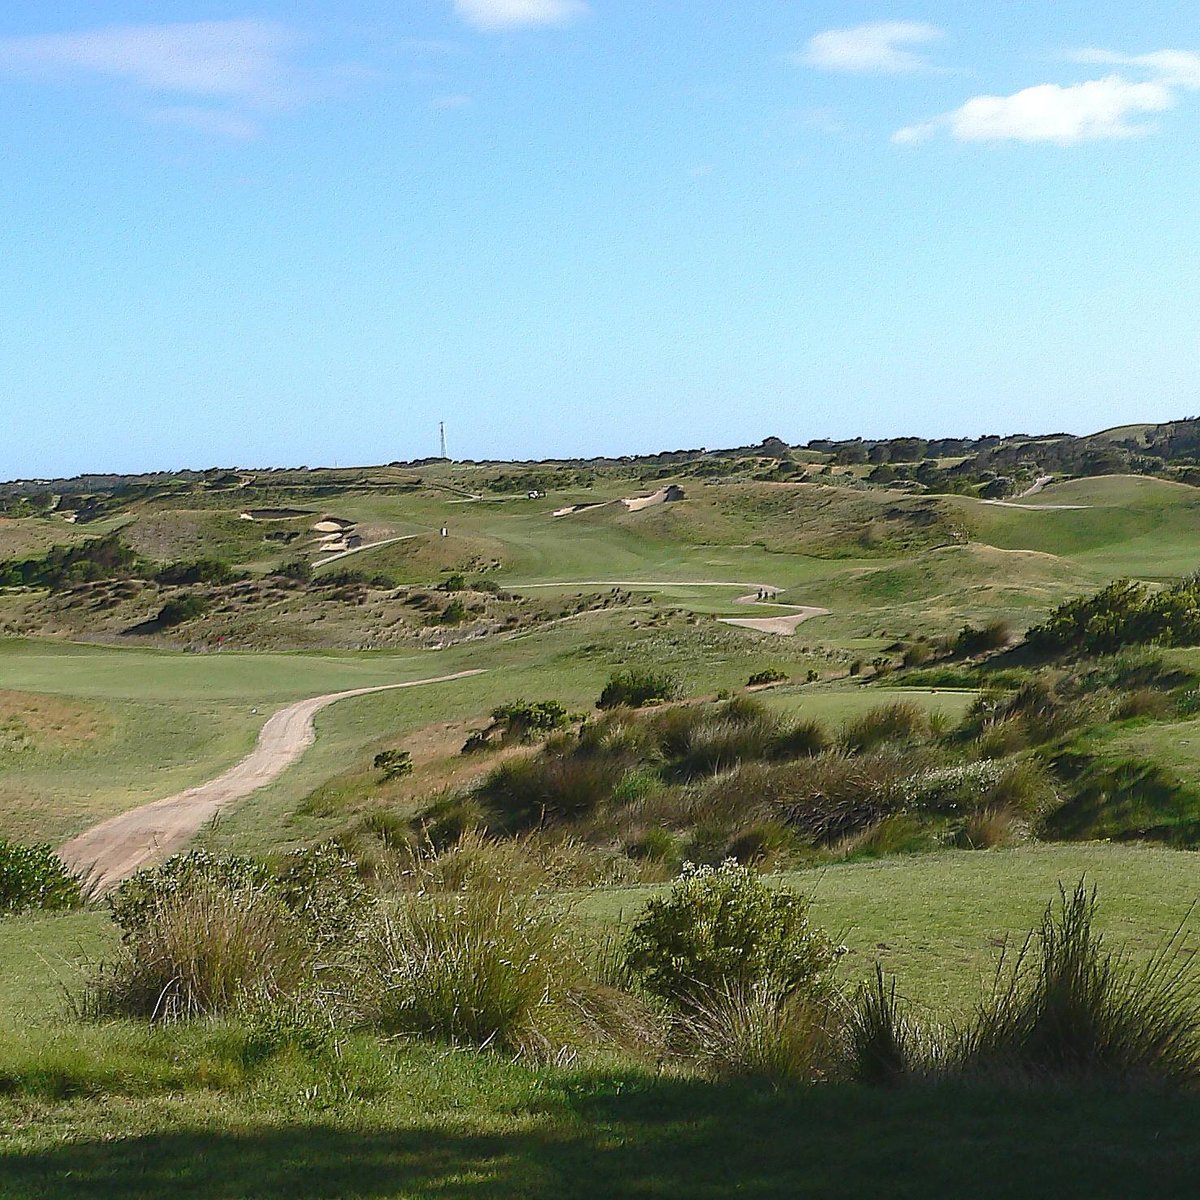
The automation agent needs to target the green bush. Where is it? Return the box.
[489,699,571,742]
[0,840,82,915]
[373,749,413,780]
[747,668,789,687]
[597,669,682,710]
[1027,575,1200,655]
[156,593,210,627]
[625,860,841,1005]
[439,598,469,625]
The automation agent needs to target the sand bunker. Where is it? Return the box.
[312,517,355,533]
[721,607,830,636]
[553,502,610,518]
[621,485,685,512]
[240,508,315,521]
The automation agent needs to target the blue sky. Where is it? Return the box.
[3,2,1200,477]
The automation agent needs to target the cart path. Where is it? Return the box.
[57,670,486,896]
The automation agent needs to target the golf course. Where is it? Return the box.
[5,437,1200,1197]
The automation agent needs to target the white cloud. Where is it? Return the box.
[431,93,472,110]
[1071,48,1200,91]
[149,105,262,140]
[0,21,303,105]
[895,75,1174,145]
[453,0,589,33]
[802,21,944,74]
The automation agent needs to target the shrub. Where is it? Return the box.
[489,699,571,742]
[439,598,468,625]
[747,668,788,687]
[955,620,1012,657]
[597,669,682,710]
[272,843,372,951]
[156,593,209,627]
[1026,575,1200,656]
[373,749,413,780]
[0,841,82,915]
[108,851,269,939]
[361,884,587,1058]
[956,881,1200,1084]
[625,860,841,1005]
[840,702,931,753]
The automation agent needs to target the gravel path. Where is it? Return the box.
[57,670,485,895]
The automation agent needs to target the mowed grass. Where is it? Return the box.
[2,1055,1197,1199]
[579,843,1200,1016]
[949,475,1200,579]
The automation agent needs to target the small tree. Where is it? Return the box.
[597,669,681,710]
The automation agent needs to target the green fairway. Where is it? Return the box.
[581,843,1200,1014]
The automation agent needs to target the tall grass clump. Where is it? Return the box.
[361,883,591,1060]
[673,981,838,1085]
[87,876,313,1022]
[89,847,368,1022]
[956,882,1200,1084]
[840,702,931,753]
[846,965,937,1085]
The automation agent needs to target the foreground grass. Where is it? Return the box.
[4,845,1200,1197]
[1,1034,1198,1199]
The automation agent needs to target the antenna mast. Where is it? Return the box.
[439,421,448,461]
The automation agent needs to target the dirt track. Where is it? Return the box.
[57,670,485,895]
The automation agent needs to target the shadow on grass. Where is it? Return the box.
[5,1074,1200,1199]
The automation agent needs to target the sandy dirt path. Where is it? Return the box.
[58,670,485,895]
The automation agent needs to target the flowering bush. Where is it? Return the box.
[625,860,842,1004]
